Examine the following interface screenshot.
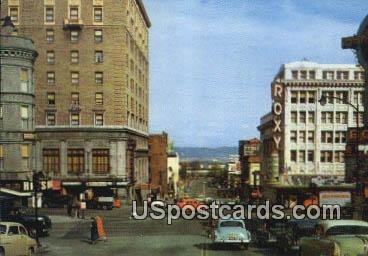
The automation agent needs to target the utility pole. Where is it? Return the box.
[33,171,41,246]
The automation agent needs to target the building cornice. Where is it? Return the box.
[280,80,364,87]
[136,0,151,28]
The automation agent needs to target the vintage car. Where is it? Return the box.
[212,218,251,249]
[0,222,37,256]
[254,218,289,247]
[300,220,368,256]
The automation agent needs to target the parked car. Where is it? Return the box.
[0,222,37,256]
[300,220,368,256]
[212,218,251,250]
[275,218,319,254]
[2,208,52,237]
[254,218,289,247]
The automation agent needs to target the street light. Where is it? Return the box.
[319,94,362,214]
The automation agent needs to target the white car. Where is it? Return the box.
[0,222,37,256]
[213,218,251,250]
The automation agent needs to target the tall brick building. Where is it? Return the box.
[0,0,151,200]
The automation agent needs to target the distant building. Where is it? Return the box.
[149,132,168,199]
[0,19,38,190]
[238,139,261,187]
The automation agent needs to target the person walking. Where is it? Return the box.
[67,199,73,217]
[96,215,106,242]
[90,217,98,244]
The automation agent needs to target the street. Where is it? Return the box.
[35,179,273,256]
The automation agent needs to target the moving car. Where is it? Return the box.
[254,218,288,247]
[276,218,319,253]
[300,220,368,256]
[212,218,251,250]
[3,208,52,237]
[0,222,37,256]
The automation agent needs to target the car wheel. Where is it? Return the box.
[28,247,34,256]
[0,248,5,256]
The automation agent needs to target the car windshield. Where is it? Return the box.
[326,225,368,236]
[0,225,6,234]
[220,221,243,228]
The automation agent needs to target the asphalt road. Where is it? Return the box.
[34,179,275,256]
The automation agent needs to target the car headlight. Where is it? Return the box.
[37,217,43,221]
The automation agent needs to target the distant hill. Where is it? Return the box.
[174,146,238,162]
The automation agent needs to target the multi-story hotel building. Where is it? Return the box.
[0,0,151,199]
[258,61,365,197]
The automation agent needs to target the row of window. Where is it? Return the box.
[47,50,104,65]
[290,150,345,163]
[46,92,103,106]
[46,29,103,44]
[290,130,347,143]
[0,144,30,159]
[43,148,109,174]
[47,71,103,85]
[290,111,363,124]
[291,70,365,80]
[46,112,104,126]
[9,6,103,24]
[290,91,363,105]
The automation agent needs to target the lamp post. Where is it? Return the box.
[319,94,362,217]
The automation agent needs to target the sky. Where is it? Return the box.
[144,0,368,147]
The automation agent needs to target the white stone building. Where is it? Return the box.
[259,60,365,186]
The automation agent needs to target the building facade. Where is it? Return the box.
[259,61,365,190]
[0,0,151,199]
[0,20,38,190]
[148,133,168,199]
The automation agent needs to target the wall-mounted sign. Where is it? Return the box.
[272,83,283,150]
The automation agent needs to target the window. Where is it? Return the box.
[20,144,29,158]
[20,68,29,92]
[322,91,334,104]
[20,106,28,130]
[95,51,103,63]
[19,226,27,236]
[8,226,19,235]
[71,93,79,105]
[0,105,3,128]
[67,149,84,174]
[95,93,103,105]
[336,71,349,80]
[92,149,109,174]
[70,6,79,20]
[353,112,364,125]
[71,72,79,85]
[353,91,363,105]
[70,51,79,63]
[94,7,103,22]
[354,71,364,80]
[323,71,334,80]
[334,151,345,163]
[299,91,306,104]
[299,151,305,163]
[335,112,348,124]
[291,70,298,79]
[334,131,346,144]
[336,91,348,104]
[291,112,297,123]
[308,111,315,124]
[290,131,297,143]
[46,112,55,126]
[95,72,103,85]
[308,131,314,143]
[47,72,55,85]
[45,6,54,22]
[70,30,79,42]
[46,29,54,43]
[94,29,103,43]
[307,91,315,103]
[321,151,333,163]
[299,131,306,143]
[9,7,19,23]
[299,111,306,123]
[47,92,55,105]
[324,112,333,123]
[290,150,297,162]
[300,70,307,79]
[71,113,80,125]
[46,51,55,64]
[321,131,333,143]
[308,151,314,162]
[291,91,297,103]
[95,113,103,126]
[309,71,316,79]
[43,149,59,173]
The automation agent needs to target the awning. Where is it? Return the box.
[0,188,32,197]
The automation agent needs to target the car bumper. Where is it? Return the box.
[214,239,251,244]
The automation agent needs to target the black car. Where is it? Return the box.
[254,218,289,247]
[275,218,319,254]
[2,208,52,237]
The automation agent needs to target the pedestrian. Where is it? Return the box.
[96,215,107,242]
[90,217,98,244]
[67,199,73,217]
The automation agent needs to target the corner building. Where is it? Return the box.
[1,0,151,199]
